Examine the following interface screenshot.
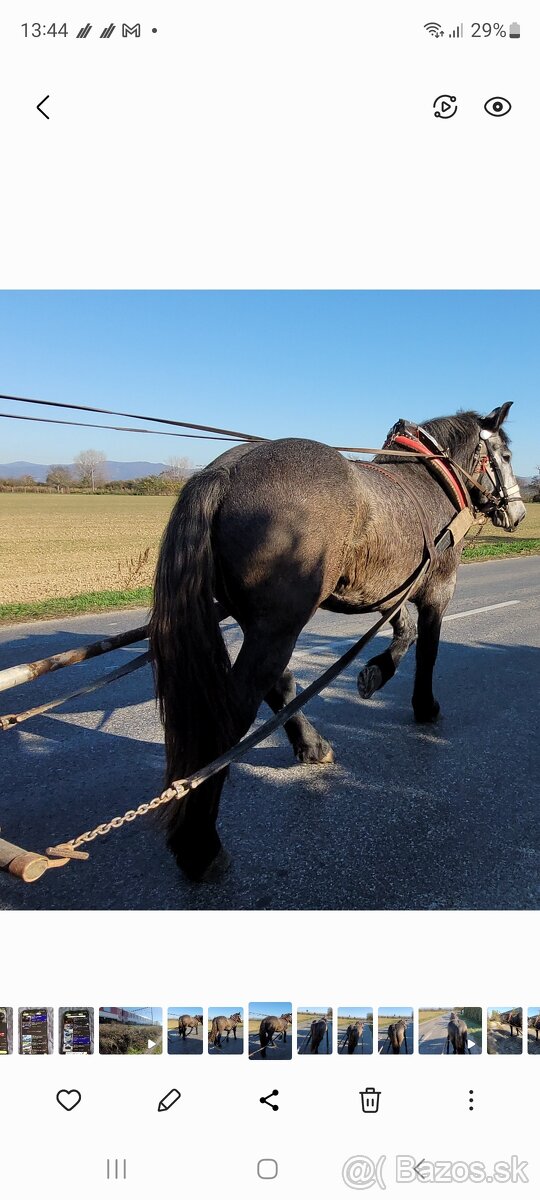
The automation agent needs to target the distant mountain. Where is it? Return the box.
[0,460,171,482]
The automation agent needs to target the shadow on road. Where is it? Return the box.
[1,620,539,910]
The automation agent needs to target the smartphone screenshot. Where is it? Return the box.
[0,1,538,1197]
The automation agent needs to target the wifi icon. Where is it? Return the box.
[424,22,444,37]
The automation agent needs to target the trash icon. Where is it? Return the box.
[359,1086,381,1113]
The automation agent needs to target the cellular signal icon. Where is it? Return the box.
[448,23,464,38]
[424,22,444,38]
[100,23,116,38]
[76,23,92,38]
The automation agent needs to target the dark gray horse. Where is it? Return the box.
[150,405,524,878]
[343,1020,364,1054]
[178,1013,203,1039]
[501,1009,522,1037]
[387,1019,408,1054]
[259,1013,292,1058]
[446,1011,470,1054]
[309,1017,328,1054]
[209,1012,242,1049]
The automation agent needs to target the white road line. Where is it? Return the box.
[443,599,520,622]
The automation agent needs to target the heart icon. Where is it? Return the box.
[56,1089,82,1111]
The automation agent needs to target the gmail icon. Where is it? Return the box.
[122,23,141,37]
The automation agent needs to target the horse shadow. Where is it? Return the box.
[0,618,539,911]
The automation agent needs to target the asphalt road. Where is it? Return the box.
[0,557,538,910]
[167,1028,203,1055]
[297,1017,333,1055]
[418,1011,481,1055]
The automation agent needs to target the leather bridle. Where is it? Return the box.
[470,428,523,526]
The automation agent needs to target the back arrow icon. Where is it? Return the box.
[413,1159,428,1180]
[37,95,50,119]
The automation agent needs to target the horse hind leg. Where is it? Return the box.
[265,667,334,765]
[166,626,301,879]
[357,605,416,700]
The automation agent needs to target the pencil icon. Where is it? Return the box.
[158,1088,181,1112]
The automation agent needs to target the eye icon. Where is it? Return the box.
[484,96,512,117]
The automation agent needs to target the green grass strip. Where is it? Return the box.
[0,586,153,624]
[462,539,540,561]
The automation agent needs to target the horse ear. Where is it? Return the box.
[482,401,513,431]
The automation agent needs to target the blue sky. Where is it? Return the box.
[208,1007,244,1019]
[379,1007,413,1018]
[338,1007,373,1019]
[168,1007,203,1018]
[250,1002,292,1017]
[0,291,538,474]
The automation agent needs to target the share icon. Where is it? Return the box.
[260,1089,279,1111]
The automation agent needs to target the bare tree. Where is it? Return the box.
[164,455,192,482]
[74,449,107,492]
[46,465,73,492]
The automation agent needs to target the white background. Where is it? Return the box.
[0,2,537,286]
[0,3,538,1195]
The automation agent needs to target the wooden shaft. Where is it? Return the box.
[0,625,148,695]
[0,838,70,882]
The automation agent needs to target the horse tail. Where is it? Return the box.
[149,465,236,876]
[209,1018,218,1045]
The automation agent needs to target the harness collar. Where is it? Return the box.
[384,421,471,512]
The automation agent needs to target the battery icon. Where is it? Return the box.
[509,22,521,38]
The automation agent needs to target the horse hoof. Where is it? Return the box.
[175,844,232,882]
[295,737,334,765]
[199,846,232,881]
[357,663,383,699]
[413,700,441,724]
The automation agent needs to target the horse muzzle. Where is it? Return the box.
[491,500,526,531]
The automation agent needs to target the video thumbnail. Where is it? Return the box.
[208,1008,244,1055]
[99,1008,162,1055]
[167,1008,204,1055]
[249,1004,293,1061]
[418,1008,482,1054]
[337,1008,373,1055]
[378,1008,414,1055]
[297,1008,332,1055]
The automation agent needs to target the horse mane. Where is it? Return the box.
[422,410,510,457]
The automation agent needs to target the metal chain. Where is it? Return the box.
[47,782,189,857]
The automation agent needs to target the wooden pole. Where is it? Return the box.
[0,837,70,883]
[0,625,148,694]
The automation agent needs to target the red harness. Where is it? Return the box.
[390,430,470,512]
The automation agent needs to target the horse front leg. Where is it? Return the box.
[357,604,416,700]
[412,571,456,722]
[412,601,444,722]
[265,667,334,765]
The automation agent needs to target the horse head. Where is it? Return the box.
[473,403,526,531]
